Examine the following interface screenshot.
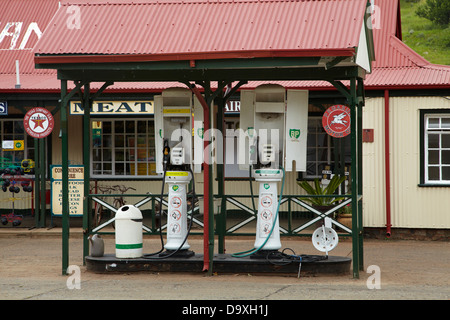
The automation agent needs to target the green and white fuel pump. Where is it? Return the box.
[237,84,309,256]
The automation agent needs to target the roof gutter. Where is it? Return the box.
[34,48,356,65]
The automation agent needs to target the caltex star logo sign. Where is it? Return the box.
[23,107,54,139]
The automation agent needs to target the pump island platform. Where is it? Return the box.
[85,253,351,276]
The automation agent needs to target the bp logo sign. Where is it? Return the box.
[289,129,301,140]
[172,185,179,192]
[197,128,204,139]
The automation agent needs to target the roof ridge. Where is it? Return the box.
[388,34,430,68]
[60,0,336,5]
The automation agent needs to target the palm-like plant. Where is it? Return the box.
[297,174,346,206]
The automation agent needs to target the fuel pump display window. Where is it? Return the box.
[91,119,158,178]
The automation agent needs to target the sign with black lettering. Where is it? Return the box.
[50,165,84,217]
[70,101,154,115]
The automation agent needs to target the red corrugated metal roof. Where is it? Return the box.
[0,0,59,92]
[34,0,366,58]
[1,0,448,91]
[0,0,59,51]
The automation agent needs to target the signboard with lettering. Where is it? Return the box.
[0,101,7,115]
[51,165,84,217]
[224,100,240,114]
[23,107,54,139]
[322,105,351,138]
[70,101,154,115]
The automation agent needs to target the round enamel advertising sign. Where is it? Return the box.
[23,107,54,139]
[322,105,351,138]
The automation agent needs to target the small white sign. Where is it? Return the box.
[2,140,14,150]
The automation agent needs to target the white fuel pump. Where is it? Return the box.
[153,87,203,257]
[237,84,309,256]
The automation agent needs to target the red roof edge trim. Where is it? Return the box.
[34,48,356,65]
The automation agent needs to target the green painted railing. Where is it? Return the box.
[87,193,353,238]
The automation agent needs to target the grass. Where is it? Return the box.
[400,0,450,65]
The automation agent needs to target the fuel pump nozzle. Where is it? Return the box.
[163,139,170,169]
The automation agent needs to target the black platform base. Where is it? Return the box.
[86,253,351,276]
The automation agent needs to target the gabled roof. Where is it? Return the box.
[1,0,448,92]
[34,0,368,61]
[365,0,450,89]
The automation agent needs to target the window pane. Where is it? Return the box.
[442,150,450,164]
[428,150,439,164]
[115,121,124,134]
[115,163,124,175]
[317,133,328,147]
[14,121,24,134]
[116,135,124,148]
[307,134,316,147]
[103,135,112,148]
[93,163,101,175]
[126,121,135,134]
[428,166,439,180]
[442,134,450,148]
[93,150,101,161]
[103,163,112,175]
[137,121,147,133]
[442,166,450,181]
[428,118,439,129]
[103,121,112,134]
[126,135,135,148]
[115,150,124,161]
[442,118,450,129]
[428,134,439,148]
[4,122,13,133]
[103,149,112,161]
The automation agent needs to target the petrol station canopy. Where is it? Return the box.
[33,0,374,83]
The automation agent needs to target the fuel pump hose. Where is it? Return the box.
[231,166,285,258]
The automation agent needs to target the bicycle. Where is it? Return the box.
[92,184,137,227]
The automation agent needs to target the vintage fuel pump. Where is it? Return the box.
[236,84,309,257]
[153,87,203,257]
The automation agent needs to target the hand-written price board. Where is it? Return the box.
[51,165,84,217]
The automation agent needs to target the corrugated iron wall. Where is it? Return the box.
[362,97,387,227]
[362,95,450,229]
[389,96,450,228]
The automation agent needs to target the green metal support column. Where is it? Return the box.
[61,79,70,275]
[33,138,40,227]
[82,83,91,262]
[350,77,360,279]
[357,78,364,271]
[38,137,46,227]
[216,95,226,254]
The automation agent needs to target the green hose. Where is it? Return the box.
[231,166,285,258]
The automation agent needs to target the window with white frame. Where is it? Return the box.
[306,116,351,178]
[424,114,450,184]
[91,119,158,178]
[0,119,35,167]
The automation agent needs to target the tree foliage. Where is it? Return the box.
[416,0,450,26]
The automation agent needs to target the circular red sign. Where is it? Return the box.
[322,105,351,138]
[23,107,54,139]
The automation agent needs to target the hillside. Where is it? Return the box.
[400,0,450,65]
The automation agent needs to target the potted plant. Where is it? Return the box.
[297,174,347,227]
[337,203,352,229]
